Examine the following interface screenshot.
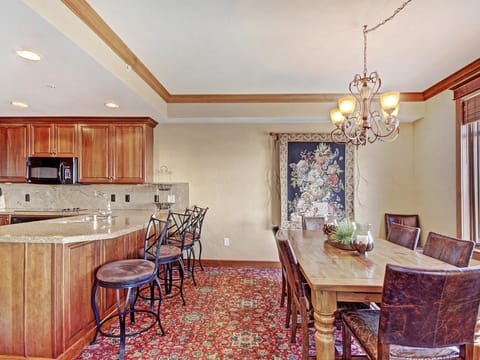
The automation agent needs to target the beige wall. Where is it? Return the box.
[414,90,457,244]
[154,121,418,262]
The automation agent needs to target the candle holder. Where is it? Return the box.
[350,223,374,255]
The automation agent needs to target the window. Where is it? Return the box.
[456,77,480,244]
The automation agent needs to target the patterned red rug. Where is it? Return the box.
[77,267,364,359]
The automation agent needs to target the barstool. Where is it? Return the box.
[138,212,187,305]
[167,211,196,286]
[187,205,208,271]
[91,216,170,360]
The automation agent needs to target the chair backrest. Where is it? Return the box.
[143,216,170,269]
[167,211,192,247]
[386,222,421,250]
[302,216,324,231]
[277,238,305,299]
[379,264,480,350]
[384,213,419,238]
[423,231,475,267]
[192,205,208,238]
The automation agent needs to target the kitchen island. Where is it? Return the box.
[0,210,162,359]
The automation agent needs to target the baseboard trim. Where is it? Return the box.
[198,259,281,269]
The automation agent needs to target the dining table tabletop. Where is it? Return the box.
[275,228,480,360]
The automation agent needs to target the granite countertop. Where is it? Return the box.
[0,210,169,244]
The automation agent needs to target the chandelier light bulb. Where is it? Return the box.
[380,91,400,110]
[330,109,345,126]
[338,96,356,114]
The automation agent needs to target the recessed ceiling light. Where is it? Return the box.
[104,102,119,109]
[16,50,41,61]
[10,101,29,108]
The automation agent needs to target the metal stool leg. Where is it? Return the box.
[90,281,101,345]
[197,240,204,271]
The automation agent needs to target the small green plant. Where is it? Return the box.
[330,218,355,244]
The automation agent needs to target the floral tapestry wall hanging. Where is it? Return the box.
[278,133,354,229]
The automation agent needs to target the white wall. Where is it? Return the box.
[414,90,457,244]
[154,121,417,261]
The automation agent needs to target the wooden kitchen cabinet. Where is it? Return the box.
[29,123,77,157]
[0,124,29,182]
[78,124,110,183]
[0,228,145,358]
[0,215,10,225]
[0,117,156,184]
[78,119,154,184]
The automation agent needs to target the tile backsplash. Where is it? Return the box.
[0,183,188,212]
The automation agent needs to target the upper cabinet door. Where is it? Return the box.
[0,125,29,182]
[111,124,145,184]
[30,123,77,157]
[78,124,111,183]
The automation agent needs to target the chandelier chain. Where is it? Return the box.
[362,0,414,74]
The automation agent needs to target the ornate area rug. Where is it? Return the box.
[77,267,363,359]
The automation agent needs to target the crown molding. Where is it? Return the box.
[423,58,480,100]
[62,1,477,105]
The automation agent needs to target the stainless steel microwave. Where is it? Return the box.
[26,157,78,184]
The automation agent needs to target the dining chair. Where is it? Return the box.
[422,231,475,267]
[384,213,420,238]
[386,222,421,250]
[277,238,314,360]
[91,216,170,360]
[138,213,187,305]
[302,216,325,231]
[273,226,291,330]
[342,263,480,360]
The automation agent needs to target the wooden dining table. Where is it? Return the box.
[276,228,480,360]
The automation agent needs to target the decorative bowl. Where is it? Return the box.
[325,239,355,251]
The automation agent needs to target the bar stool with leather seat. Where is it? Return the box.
[186,205,209,271]
[91,216,170,360]
[138,213,187,305]
[166,211,196,285]
[342,263,480,360]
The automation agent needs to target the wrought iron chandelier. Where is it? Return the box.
[330,0,413,146]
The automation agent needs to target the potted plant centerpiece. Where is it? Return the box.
[326,218,356,250]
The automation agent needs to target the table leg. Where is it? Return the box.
[311,289,337,360]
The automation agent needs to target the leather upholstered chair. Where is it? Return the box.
[384,213,420,238]
[386,222,421,250]
[91,216,170,360]
[277,238,314,359]
[302,216,325,231]
[423,231,475,267]
[342,264,480,360]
